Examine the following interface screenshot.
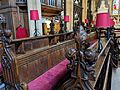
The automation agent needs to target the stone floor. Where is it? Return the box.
[111,68,120,90]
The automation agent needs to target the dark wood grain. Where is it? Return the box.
[15,39,75,83]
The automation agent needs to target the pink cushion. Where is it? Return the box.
[0,63,2,75]
[90,39,97,45]
[28,59,69,90]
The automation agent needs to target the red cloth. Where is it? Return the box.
[16,27,28,39]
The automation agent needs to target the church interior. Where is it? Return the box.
[0,0,120,90]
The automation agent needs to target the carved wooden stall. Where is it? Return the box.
[1,27,118,90]
[0,29,76,89]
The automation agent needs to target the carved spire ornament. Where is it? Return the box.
[97,0,108,14]
[59,32,95,90]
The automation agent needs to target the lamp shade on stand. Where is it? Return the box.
[96,13,110,28]
[92,20,95,25]
[64,16,69,22]
[85,19,89,24]
[110,18,115,27]
[30,10,39,20]
[96,13,110,53]
[64,16,69,32]
[30,10,39,36]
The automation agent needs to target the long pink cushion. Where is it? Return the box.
[0,64,2,75]
[90,39,97,45]
[28,59,69,90]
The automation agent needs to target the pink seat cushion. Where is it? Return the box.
[90,39,97,45]
[28,59,69,90]
[0,64,2,75]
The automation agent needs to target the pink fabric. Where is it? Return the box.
[28,59,69,90]
[110,18,115,26]
[16,27,28,39]
[0,63,2,75]
[30,10,39,20]
[96,13,110,28]
[85,19,89,24]
[115,30,120,32]
[90,39,97,45]
[64,16,69,22]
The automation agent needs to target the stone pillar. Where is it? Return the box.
[27,0,42,37]
[66,0,73,31]
[108,0,112,15]
[91,0,97,21]
[82,0,87,23]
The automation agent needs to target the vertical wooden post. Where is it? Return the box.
[64,0,67,32]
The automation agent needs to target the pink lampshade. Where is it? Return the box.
[85,19,89,23]
[64,16,69,22]
[110,18,115,26]
[113,21,115,26]
[92,20,95,24]
[96,13,110,28]
[30,10,39,20]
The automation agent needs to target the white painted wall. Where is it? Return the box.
[27,0,42,37]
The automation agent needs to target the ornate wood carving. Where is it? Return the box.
[0,30,75,90]
[0,29,23,89]
[73,0,82,27]
[87,0,92,25]
[16,39,76,83]
[110,32,119,68]
[0,19,75,89]
[60,32,94,90]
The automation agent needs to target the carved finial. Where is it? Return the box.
[0,29,3,37]
[4,29,12,38]
[97,0,108,14]
[0,16,6,30]
[21,82,28,90]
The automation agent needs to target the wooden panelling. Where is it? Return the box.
[11,32,73,54]
[0,32,75,88]
[24,41,32,51]
[16,39,75,83]
[0,42,3,62]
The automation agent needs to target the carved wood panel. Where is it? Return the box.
[87,0,92,25]
[16,39,76,83]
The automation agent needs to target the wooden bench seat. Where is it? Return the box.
[28,59,69,90]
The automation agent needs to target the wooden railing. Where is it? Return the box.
[16,0,27,3]
[11,32,74,54]
[92,38,112,90]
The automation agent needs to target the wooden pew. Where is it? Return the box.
[54,37,115,90]
[91,38,111,90]
[0,30,98,90]
[0,30,75,90]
